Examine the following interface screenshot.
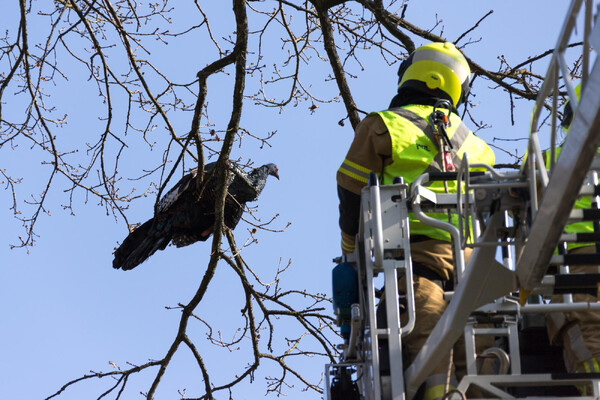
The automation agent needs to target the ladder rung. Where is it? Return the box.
[559,232,600,242]
[550,253,600,265]
[569,209,600,221]
[554,273,600,295]
[551,372,600,380]
[578,184,600,196]
[591,156,600,172]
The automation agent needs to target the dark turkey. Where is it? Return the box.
[113,162,279,270]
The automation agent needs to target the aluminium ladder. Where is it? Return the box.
[326,1,600,399]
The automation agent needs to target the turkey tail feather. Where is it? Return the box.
[113,219,170,270]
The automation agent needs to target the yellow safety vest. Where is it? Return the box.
[376,104,495,241]
[546,146,600,250]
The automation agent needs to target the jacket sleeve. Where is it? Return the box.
[337,113,393,254]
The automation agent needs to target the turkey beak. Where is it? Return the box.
[272,168,280,180]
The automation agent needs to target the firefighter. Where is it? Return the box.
[337,42,495,400]
[545,82,600,394]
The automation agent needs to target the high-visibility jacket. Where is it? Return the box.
[338,104,494,244]
[546,145,600,250]
[378,104,494,241]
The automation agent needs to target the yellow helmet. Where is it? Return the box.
[398,42,471,107]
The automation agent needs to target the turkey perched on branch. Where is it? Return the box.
[113,161,279,271]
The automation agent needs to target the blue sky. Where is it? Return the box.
[0,1,585,399]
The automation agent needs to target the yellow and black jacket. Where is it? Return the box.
[337,103,494,256]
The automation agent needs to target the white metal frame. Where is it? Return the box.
[325,2,600,399]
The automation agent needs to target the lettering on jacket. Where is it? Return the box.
[416,143,430,152]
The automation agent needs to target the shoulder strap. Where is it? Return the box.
[388,107,471,174]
